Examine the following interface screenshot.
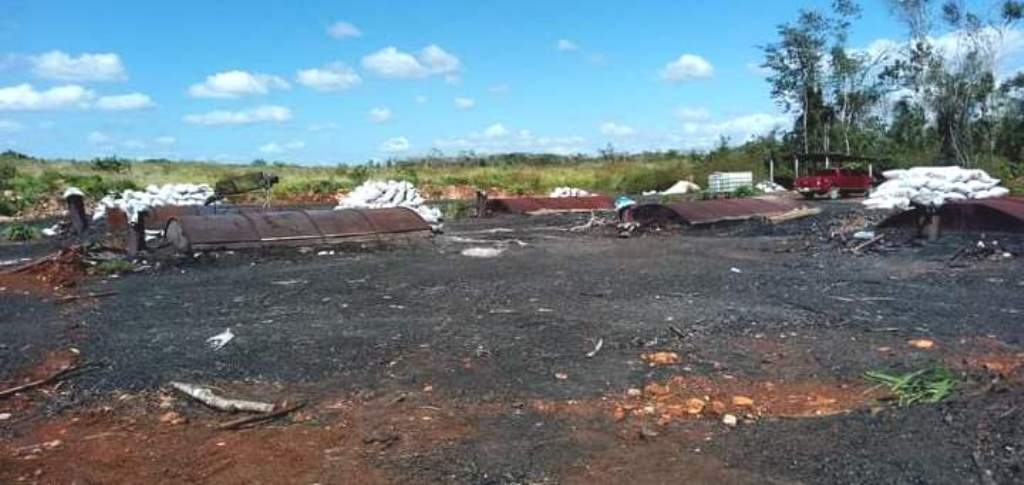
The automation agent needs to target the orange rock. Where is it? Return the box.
[685,398,706,415]
[644,382,672,397]
[908,339,934,349]
[612,406,627,421]
[642,351,681,366]
[712,399,729,415]
[159,412,186,425]
[732,396,755,407]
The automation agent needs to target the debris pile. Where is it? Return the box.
[549,186,592,197]
[864,167,1008,210]
[89,183,216,223]
[335,180,442,224]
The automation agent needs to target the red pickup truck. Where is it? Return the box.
[795,168,873,199]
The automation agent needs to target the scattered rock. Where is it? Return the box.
[554,372,569,380]
[159,411,187,425]
[626,388,642,397]
[685,398,706,415]
[722,414,738,427]
[0,412,11,420]
[644,382,672,397]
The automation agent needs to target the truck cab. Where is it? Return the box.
[795,168,873,199]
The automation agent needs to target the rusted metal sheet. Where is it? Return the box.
[165,207,431,251]
[878,197,1024,233]
[630,197,806,226]
[485,196,614,215]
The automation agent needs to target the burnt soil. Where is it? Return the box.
[1,200,1023,484]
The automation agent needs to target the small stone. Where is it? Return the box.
[159,411,186,425]
[685,398,706,415]
[732,396,755,407]
[0,413,11,420]
[708,401,727,415]
[908,339,934,349]
[626,388,642,397]
[642,351,680,366]
[554,372,568,380]
[722,414,738,427]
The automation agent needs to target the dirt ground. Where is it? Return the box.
[1,200,1023,484]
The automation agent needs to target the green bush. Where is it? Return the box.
[0,196,19,216]
[65,175,138,197]
[731,185,757,198]
[3,222,40,241]
[91,156,132,173]
[0,161,16,189]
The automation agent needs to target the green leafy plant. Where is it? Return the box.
[91,156,132,173]
[864,367,958,406]
[2,222,41,241]
[96,259,135,275]
[731,185,758,198]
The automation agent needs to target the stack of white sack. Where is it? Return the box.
[755,181,787,193]
[643,180,702,196]
[88,183,215,223]
[335,179,442,224]
[549,186,591,197]
[864,166,1009,211]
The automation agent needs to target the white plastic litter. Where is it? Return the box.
[335,180,442,224]
[549,186,591,197]
[853,231,876,240]
[206,328,234,351]
[864,166,1006,210]
[41,224,60,237]
[661,180,702,195]
[461,247,504,258]
[755,181,787,193]
[89,183,215,223]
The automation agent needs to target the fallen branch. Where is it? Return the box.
[218,401,306,430]
[851,235,885,254]
[169,381,274,413]
[766,207,822,224]
[0,363,97,399]
[53,290,119,305]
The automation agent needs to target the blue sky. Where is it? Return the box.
[0,0,1013,164]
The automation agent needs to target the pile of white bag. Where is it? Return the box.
[89,183,215,223]
[755,181,787,193]
[864,166,1009,211]
[335,179,442,224]
[549,186,591,197]
[643,180,702,196]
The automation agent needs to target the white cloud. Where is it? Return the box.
[380,136,410,153]
[188,70,290,98]
[488,84,510,94]
[327,21,362,39]
[87,131,111,144]
[0,119,22,132]
[599,122,635,137]
[676,112,789,148]
[259,140,305,154]
[368,106,392,123]
[121,139,145,149]
[453,97,475,110]
[361,44,461,79]
[0,83,95,111]
[482,123,508,138]
[183,105,292,125]
[659,54,714,82]
[153,136,176,145]
[556,39,578,51]
[296,63,361,91]
[860,27,1024,76]
[675,106,711,121]
[30,51,125,81]
[434,124,586,155]
[414,94,428,104]
[95,92,153,111]
[307,122,340,132]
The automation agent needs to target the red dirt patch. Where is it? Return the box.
[0,248,84,296]
[0,390,473,484]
